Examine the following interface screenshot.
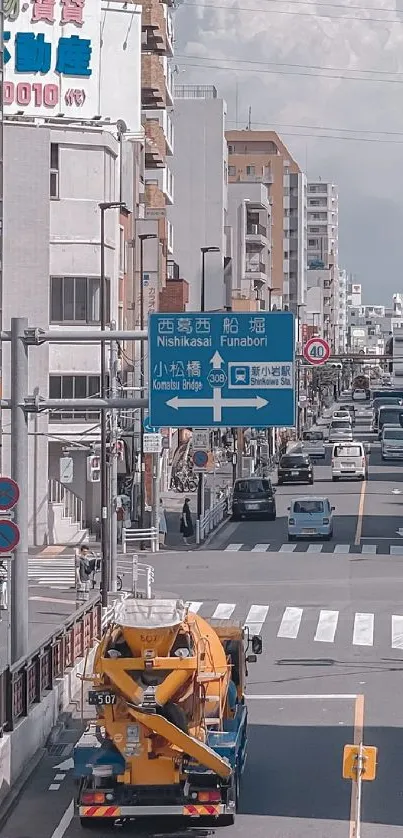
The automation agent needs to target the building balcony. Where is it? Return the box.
[144,118,166,168]
[232,290,259,312]
[145,179,166,210]
[142,53,166,109]
[246,223,268,247]
[139,0,174,55]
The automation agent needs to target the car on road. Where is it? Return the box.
[301,429,326,459]
[352,388,368,401]
[381,424,403,460]
[231,477,277,521]
[331,441,368,481]
[278,453,314,485]
[328,419,354,443]
[377,404,403,439]
[332,409,352,423]
[337,404,356,423]
[287,496,334,541]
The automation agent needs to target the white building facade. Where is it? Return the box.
[307,180,339,348]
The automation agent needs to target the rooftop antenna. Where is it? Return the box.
[248,105,252,129]
[235,81,239,128]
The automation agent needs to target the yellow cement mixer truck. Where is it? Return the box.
[73,597,262,830]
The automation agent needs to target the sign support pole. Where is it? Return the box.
[109,328,118,593]
[11,317,29,662]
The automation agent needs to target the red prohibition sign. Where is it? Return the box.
[303,337,331,366]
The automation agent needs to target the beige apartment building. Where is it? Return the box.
[226,130,307,316]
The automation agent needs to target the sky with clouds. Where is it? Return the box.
[174,0,403,304]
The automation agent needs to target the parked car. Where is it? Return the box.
[328,420,354,443]
[381,424,403,460]
[278,453,314,485]
[331,441,368,481]
[287,496,334,541]
[231,477,276,521]
[301,429,326,459]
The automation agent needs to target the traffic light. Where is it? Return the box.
[87,454,101,482]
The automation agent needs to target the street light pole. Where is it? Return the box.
[138,233,156,532]
[198,246,220,526]
[99,201,125,607]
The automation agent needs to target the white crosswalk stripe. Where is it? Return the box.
[28,557,75,587]
[245,605,269,635]
[314,610,339,643]
[221,542,401,554]
[278,607,303,638]
[182,601,403,649]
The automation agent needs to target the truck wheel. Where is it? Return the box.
[80,818,107,830]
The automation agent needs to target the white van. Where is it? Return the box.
[331,441,368,481]
[381,425,403,460]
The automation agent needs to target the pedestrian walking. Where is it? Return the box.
[75,545,95,600]
[117,505,124,543]
[158,499,167,546]
[180,498,194,545]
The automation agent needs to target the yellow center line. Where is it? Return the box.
[349,694,365,838]
[354,480,367,546]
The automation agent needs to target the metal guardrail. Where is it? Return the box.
[196,487,232,544]
[117,556,155,599]
[122,526,159,553]
[0,597,101,736]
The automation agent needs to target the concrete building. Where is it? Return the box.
[337,269,348,352]
[226,130,307,315]
[3,121,133,544]
[307,180,339,349]
[167,86,227,312]
[347,281,362,307]
[227,181,272,311]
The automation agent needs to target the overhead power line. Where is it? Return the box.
[182,1,403,25]
[175,51,403,79]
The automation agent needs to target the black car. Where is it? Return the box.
[232,477,276,521]
[278,453,314,485]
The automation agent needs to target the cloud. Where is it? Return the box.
[174,0,403,302]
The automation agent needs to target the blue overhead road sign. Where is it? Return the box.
[149,312,295,428]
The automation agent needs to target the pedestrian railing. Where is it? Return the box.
[0,597,101,736]
[117,556,155,599]
[196,487,232,544]
[122,526,159,554]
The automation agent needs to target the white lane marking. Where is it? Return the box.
[334,544,350,553]
[247,694,357,700]
[251,544,270,552]
[211,603,236,620]
[54,773,66,781]
[51,800,74,838]
[390,545,403,555]
[279,543,297,552]
[277,606,303,638]
[392,615,403,649]
[224,544,242,552]
[245,605,269,634]
[314,610,339,643]
[49,783,61,791]
[307,543,323,553]
[186,601,202,613]
[361,544,377,554]
[353,613,374,646]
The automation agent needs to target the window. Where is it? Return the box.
[228,165,236,177]
[308,239,317,247]
[50,276,110,324]
[49,374,101,421]
[228,144,234,154]
[246,165,255,176]
[119,227,127,275]
[50,143,59,199]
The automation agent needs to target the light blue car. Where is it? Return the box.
[287,496,334,542]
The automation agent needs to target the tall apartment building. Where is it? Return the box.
[226,130,307,315]
[227,181,272,311]
[338,268,348,351]
[307,181,339,348]
[167,86,227,312]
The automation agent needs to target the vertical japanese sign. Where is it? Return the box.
[3,0,101,118]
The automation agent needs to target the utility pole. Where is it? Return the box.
[109,325,118,592]
[11,318,29,662]
[198,246,220,525]
[138,233,156,530]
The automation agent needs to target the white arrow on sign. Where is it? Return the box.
[53,757,74,771]
[167,394,268,423]
[397,529,403,537]
[211,350,224,369]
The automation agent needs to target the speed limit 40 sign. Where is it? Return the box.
[302,337,331,366]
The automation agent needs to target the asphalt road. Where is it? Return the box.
[3,398,403,837]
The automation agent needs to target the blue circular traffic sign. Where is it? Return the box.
[0,520,20,553]
[207,369,227,388]
[0,477,20,512]
[193,450,209,468]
